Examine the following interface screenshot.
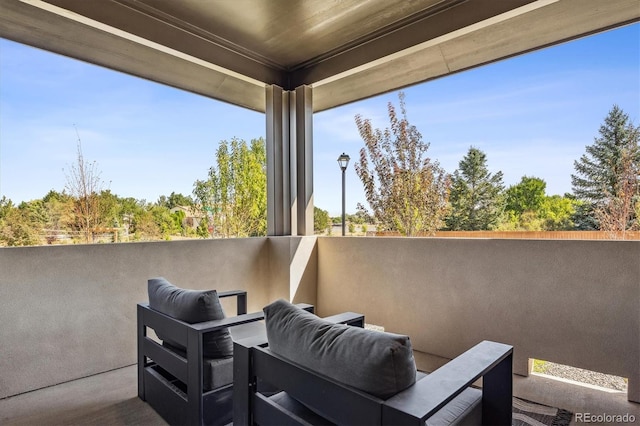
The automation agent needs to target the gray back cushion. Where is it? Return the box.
[148,277,233,358]
[264,299,416,399]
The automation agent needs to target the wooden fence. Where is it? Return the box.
[374,230,640,240]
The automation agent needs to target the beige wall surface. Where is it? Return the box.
[0,238,272,399]
[316,237,640,401]
[3,236,637,401]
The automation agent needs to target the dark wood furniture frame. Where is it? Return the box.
[137,290,314,426]
[234,338,513,426]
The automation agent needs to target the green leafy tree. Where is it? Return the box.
[116,196,142,238]
[314,206,330,234]
[171,209,187,236]
[150,205,180,239]
[446,147,505,230]
[354,92,450,236]
[500,179,578,231]
[97,190,122,229]
[0,196,13,221]
[348,222,356,234]
[157,192,194,209]
[505,176,547,216]
[132,207,162,241]
[42,190,75,238]
[193,137,267,237]
[540,195,576,230]
[498,176,548,231]
[0,200,42,246]
[572,105,639,230]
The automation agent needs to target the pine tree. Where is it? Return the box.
[571,105,639,230]
[446,147,504,230]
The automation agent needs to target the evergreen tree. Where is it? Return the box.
[571,105,639,230]
[446,147,504,230]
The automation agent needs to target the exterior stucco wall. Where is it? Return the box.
[0,238,272,399]
[3,236,637,401]
[316,237,640,401]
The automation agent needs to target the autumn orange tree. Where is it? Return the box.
[354,92,450,236]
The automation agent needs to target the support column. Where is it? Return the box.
[265,84,313,236]
[294,85,314,236]
[265,85,290,236]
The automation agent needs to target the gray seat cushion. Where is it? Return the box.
[160,319,264,391]
[229,320,265,341]
[267,374,481,426]
[264,299,416,400]
[424,386,482,426]
[148,277,233,358]
[162,342,234,391]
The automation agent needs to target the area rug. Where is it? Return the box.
[513,397,573,426]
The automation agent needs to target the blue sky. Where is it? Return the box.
[1,23,638,216]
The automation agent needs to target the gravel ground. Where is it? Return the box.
[363,325,628,393]
[539,362,628,392]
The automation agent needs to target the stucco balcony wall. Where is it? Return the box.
[316,237,640,402]
[1,236,638,404]
[0,238,277,400]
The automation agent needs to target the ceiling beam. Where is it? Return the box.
[288,0,536,88]
[0,0,267,111]
[43,0,288,87]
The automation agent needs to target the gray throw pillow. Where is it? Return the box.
[264,299,416,399]
[148,277,233,358]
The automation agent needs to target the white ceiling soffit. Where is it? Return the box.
[0,0,638,113]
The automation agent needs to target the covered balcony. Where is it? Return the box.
[1,237,639,424]
[1,0,639,424]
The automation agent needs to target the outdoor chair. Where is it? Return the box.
[234,299,513,426]
[137,277,314,426]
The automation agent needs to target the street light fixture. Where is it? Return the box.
[337,153,350,236]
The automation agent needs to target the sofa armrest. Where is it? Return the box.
[191,311,265,333]
[322,311,365,327]
[190,302,314,332]
[383,340,513,425]
[218,290,247,315]
[139,302,315,339]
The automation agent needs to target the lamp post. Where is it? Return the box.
[337,153,350,236]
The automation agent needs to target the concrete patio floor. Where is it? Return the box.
[1,364,637,426]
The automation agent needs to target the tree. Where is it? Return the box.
[446,147,504,230]
[193,137,267,237]
[499,178,579,231]
[157,192,194,209]
[498,176,548,231]
[0,200,42,246]
[540,195,576,231]
[42,190,75,237]
[354,92,450,236]
[505,176,546,216]
[64,133,106,243]
[593,145,639,236]
[314,206,330,234]
[132,208,162,240]
[571,105,639,231]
